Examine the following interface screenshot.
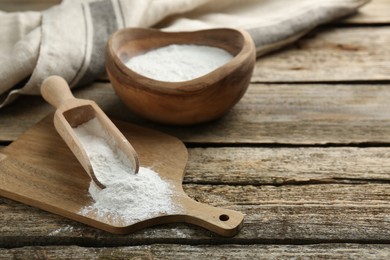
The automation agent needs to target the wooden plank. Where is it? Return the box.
[341,0,390,24]
[1,244,390,259]
[185,147,390,185]
[252,27,390,82]
[169,84,390,144]
[2,82,390,144]
[0,0,60,11]
[2,181,390,246]
[1,147,390,245]
[165,83,390,144]
[183,183,390,207]
[0,95,53,141]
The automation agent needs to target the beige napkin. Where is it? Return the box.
[0,0,368,108]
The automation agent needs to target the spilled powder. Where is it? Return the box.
[73,118,177,224]
[48,225,74,236]
[125,44,233,82]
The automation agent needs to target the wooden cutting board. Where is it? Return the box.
[0,114,244,236]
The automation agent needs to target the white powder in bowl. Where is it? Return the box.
[125,44,234,82]
[74,118,177,224]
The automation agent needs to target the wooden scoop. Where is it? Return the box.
[40,75,139,189]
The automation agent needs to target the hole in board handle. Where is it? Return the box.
[219,214,229,221]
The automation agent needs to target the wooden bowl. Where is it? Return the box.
[106,28,256,125]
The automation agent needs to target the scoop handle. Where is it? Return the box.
[41,76,75,109]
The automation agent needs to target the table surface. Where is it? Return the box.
[1,0,390,259]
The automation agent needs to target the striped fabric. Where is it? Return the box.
[0,0,368,108]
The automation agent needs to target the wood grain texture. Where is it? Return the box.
[0,0,60,11]
[341,0,390,24]
[2,82,390,144]
[185,147,390,185]
[253,27,390,82]
[1,244,390,259]
[165,83,390,144]
[2,147,390,244]
[0,0,389,257]
[0,95,52,141]
[2,181,390,245]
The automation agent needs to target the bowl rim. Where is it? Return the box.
[106,27,255,95]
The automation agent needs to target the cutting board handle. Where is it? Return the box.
[41,76,75,109]
[179,196,245,237]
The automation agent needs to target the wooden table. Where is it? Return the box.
[1,0,390,258]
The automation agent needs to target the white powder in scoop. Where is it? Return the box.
[73,118,134,186]
[125,44,233,82]
[74,118,177,224]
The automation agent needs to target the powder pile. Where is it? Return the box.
[74,118,176,224]
[125,44,233,82]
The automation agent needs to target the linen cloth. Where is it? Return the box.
[0,0,368,108]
